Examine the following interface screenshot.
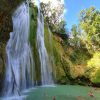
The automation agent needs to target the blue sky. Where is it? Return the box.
[64,0,100,31]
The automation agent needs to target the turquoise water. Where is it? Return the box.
[26,85,100,100]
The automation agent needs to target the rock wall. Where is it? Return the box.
[0,0,24,42]
[0,43,6,91]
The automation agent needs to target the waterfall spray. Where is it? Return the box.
[3,2,34,96]
[36,7,53,85]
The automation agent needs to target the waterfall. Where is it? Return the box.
[3,2,34,96]
[36,8,53,85]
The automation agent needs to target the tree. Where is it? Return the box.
[79,6,100,53]
[40,1,66,34]
[70,25,82,47]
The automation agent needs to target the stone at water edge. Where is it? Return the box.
[88,91,94,97]
[53,96,56,100]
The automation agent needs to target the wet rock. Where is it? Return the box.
[0,43,6,91]
[0,0,24,42]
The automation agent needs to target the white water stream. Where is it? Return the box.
[36,8,53,85]
[3,2,34,96]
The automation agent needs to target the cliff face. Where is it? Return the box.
[29,4,90,85]
[44,25,71,84]
[0,0,24,42]
[44,24,91,85]
[0,43,6,90]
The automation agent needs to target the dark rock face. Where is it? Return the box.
[0,13,12,42]
[0,43,6,91]
[0,0,24,42]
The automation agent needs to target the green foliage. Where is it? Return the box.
[44,24,91,85]
[29,4,38,44]
[87,52,100,83]
[29,5,41,83]
[93,69,100,83]
[79,6,100,52]
[44,26,71,84]
[70,25,81,47]
[52,36,66,83]
[70,48,91,65]
[44,24,52,55]
[68,7,100,85]
[88,52,100,69]
[40,2,66,34]
[54,20,67,34]
[43,6,100,85]
[52,35,73,84]
[71,25,78,37]
[44,23,67,83]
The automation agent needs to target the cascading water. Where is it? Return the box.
[36,8,53,85]
[3,2,34,96]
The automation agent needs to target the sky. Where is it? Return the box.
[64,0,100,31]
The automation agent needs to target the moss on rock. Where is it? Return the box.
[29,4,41,85]
[44,24,72,84]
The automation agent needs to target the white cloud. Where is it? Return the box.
[40,0,67,14]
[32,0,68,23]
[40,0,64,8]
[32,0,65,9]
